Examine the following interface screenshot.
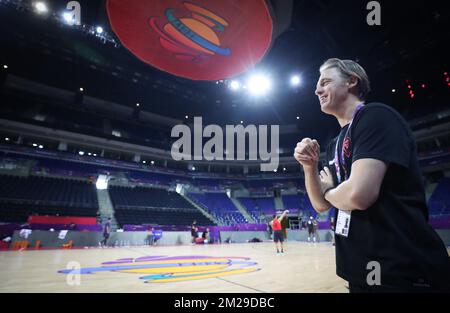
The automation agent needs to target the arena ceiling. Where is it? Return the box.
[0,0,449,144]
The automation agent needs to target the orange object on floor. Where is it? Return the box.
[34,240,41,250]
[195,237,205,244]
[12,241,29,251]
[62,241,73,249]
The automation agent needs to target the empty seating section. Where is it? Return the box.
[188,192,246,225]
[238,197,275,216]
[0,175,98,223]
[110,120,170,150]
[245,180,273,192]
[114,207,211,226]
[128,171,176,186]
[193,178,222,191]
[428,178,450,216]
[0,203,97,223]
[0,175,97,207]
[108,186,212,226]
[282,193,316,217]
[191,178,244,192]
[245,178,305,192]
[34,158,109,177]
[109,186,193,209]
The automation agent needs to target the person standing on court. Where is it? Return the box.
[102,217,111,247]
[307,216,316,243]
[191,220,198,244]
[330,216,335,246]
[270,210,289,255]
[202,227,210,244]
[294,58,450,292]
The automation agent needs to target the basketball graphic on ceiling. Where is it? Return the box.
[106,0,274,80]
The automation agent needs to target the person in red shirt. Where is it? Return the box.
[270,210,289,255]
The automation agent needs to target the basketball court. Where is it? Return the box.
[0,242,349,293]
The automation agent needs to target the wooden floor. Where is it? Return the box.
[0,242,349,293]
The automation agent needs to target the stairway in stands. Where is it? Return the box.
[180,194,220,225]
[229,197,257,223]
[96,189,118,231]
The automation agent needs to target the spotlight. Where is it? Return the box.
[93,154,97,157]
[230,80,241,91]
[290,75,301,86]
[240,121,243,124]
[96,26,104,34]
[79,87,84,92]
[32,143,38,147]
[5,137,10,141]
[248,74,271,96]
[79,151,85,156]
[273,169,277,172]
[34,2,48,14]
[192,166,196,171]
[136,103,140,107]
[392,89,396,93]
[88,153,92,156]
[296,116,300,120]
[151,161,155,165]
[283,167,287,171]
[62,12,73,24]
[3,65,7,69]
[38,145,44,149]
[142,160,146,164]
[185,115,189,119]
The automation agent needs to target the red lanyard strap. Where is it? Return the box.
[333,104,365,183]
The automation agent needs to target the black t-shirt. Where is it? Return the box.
[307,220,314,232]
[103,222,110,234]
[326,103,450,290]
[191,224,198,237]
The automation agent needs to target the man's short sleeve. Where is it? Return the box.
[351,105,412,168]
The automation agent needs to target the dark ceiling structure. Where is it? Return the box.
[0,0,449,146]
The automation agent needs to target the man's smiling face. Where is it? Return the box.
[315,67,351,115]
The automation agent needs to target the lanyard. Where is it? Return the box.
[333,104,365,183]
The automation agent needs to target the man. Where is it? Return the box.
[191,220,198,245]
[313,218,319,242]
[202,227,210,244]
[306,216,316,243]
[147,227,154,246]
[330,216,335,246]
[102,217,111,247]
[267,220,273,240]
[270,210,289,255]
[294,58,450,292]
